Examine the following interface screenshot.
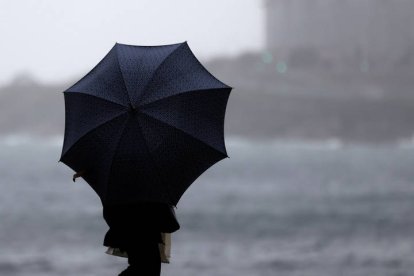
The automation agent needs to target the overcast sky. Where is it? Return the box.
[0,0,264,85]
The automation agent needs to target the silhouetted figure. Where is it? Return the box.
[102,202,180,276]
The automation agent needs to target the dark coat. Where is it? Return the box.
[102,202,180,250]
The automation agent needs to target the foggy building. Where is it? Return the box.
[265,0,414,72]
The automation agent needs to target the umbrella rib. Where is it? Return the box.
[104,115,129,202]
[135,116,174,205]
[139,111,228,157]
[61,112,127,159]
[115,46,134,106]
[138,87,231,108]
[136,43,186,106]
[63,90,127,108]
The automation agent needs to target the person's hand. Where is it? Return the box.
[73,170,86,182]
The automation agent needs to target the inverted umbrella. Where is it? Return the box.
[59,42,232,206]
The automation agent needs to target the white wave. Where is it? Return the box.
[0,134,63,147]
[0,133,346,150]
[397,134,414,149]
[226,135,344,150]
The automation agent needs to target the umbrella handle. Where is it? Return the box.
[72,170,86,182]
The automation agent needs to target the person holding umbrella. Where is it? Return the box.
[60,42,232,275]
[74,172,179,275]
[102,201,179,275]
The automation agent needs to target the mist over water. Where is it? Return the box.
[1,1,414,275]
[1,136,414,276]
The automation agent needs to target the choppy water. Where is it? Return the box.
[1,136,414,276]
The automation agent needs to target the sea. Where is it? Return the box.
[1,135,414,276]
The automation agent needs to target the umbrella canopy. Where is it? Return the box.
[59,42,232,206]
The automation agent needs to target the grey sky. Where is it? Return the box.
[0,0,263,85]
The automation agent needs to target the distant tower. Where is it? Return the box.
[265,0,414,71]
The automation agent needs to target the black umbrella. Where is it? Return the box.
[59,42,232,206]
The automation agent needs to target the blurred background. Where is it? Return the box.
[1,0,414,275]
